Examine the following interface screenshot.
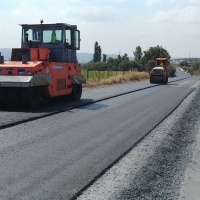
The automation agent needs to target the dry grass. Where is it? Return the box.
[83,71,150,89]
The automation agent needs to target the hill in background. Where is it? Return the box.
[0,48,131,63]
[77,52,120,62]
[0,48,11,61]
[1,48,197,63]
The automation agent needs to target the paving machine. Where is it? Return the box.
[0,20,86,108]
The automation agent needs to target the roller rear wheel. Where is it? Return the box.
[7,88,21,107]
[70,84,82,100]
[28,87,42,108]
[20,88,29,108]
[0,88,7,107]
[20,87,42,108]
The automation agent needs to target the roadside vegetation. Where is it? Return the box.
[82,42,176,88]
[179,60,200,76]
[82,71,149,89]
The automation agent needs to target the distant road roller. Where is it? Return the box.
[150,58,169,84]
[0,20,86,108]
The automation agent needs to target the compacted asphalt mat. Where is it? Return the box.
[77,80,200,200]
[0,68,193,128]
[0,69,200,199]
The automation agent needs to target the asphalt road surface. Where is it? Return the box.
[0,69,199,199]
[0,68,191,127]
[77,83,200,200]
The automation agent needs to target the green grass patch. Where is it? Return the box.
[82,70,130,81]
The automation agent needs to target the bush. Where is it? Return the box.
[168,65,176,77]
[145,60,156,72]
[190,62,200,75]
[94,62,107,71]
[179,60,188,67]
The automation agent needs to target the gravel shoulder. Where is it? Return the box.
[178,118,200,199]
[76,83,200,200]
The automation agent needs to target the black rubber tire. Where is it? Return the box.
[20,88,29,108]
[7,88,21,108]
[70,84,82,100]
[28,87,42,108]
[162,78,166,85]
[0,88,7,107]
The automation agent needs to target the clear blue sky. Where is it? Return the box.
[0,0,200,58]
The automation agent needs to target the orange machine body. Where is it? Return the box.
[0,22,86,108]
[0,48,82,97]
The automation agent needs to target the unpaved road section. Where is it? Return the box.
[76,84,200,200]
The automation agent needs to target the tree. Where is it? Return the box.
[179,60,188,67]
[118,54,122,63]
[107,57,115,71]
[94,62,107,71]
[168,65,176,77]
[97,45,101,62]
[93,41,102,62]
[103,54,107,62]
[121,53,129,62]
[145,60,156,72]
[93,42,98,62]
[141,45,171,66]
[133,46,143,62]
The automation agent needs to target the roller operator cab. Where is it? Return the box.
[0,20,86,108]
[150,58,169,84]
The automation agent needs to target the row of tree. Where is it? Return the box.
[82,42,176,76]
